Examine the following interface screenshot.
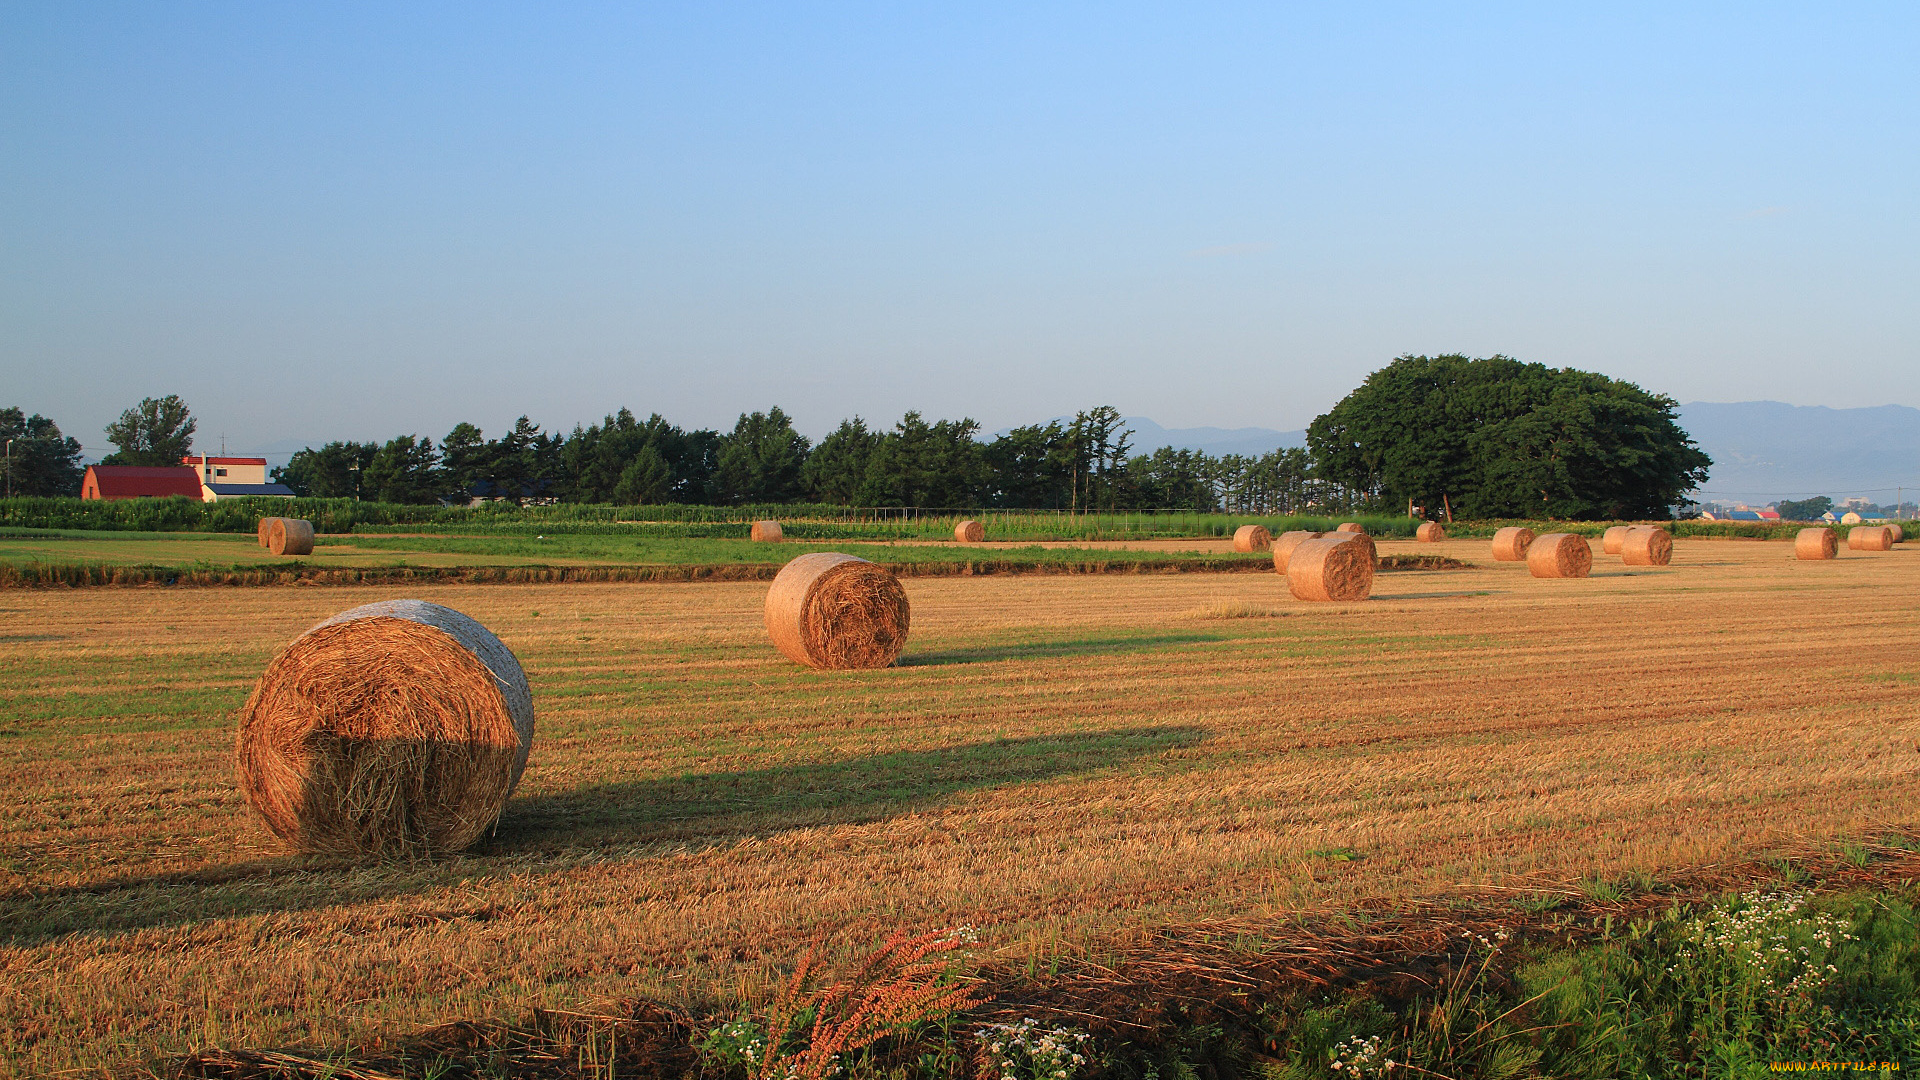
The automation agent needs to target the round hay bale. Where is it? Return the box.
[1336,522,1364,533]
[1621,527,1673,566]
[954,519,986,543]
[765,552,910,670]
[1490,526,1535,561]
[1526,532,1593,578]
[1271,530,1318,574]
[1415,521,1445,542]
[1847,525,1892,552]
[1794,528,1838,560]
[267,517,315,556]
[256,516,284,548]
[750,520,784,543]
[1232,524,1272,552]
[234,599,535,859]
[1286,535,1375,602]
[1602,526,1632,555]
[1888,523,1904,544]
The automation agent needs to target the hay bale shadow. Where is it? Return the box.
[489,726,1207,852]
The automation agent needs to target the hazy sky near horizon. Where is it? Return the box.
[3,3,1916,457]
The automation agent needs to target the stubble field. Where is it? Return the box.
[2,537,1918,1074]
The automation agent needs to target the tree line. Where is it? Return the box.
[4,355,1713,518]
[272,405,1335,513]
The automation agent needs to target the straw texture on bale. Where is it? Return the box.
[1286,534,1376,602]
[750,520,784,543]
[1848,526,1892,552]
[954,520,986,543]
[1270,531,1318,574]
[234,599,535,859]
[1526,532,1593,578]
[1621,527,1673,566]
[1795,528,1838,561]
[267,517,315,556]
[1232,525,1272,552]
[1491,527,1535,561]
[1890,523,1905,544]
[256,517,284,548]
[1336,522,1364,533]
[1602,526,1631,555]
[765,552,910,670]
[1415,522,1445,542]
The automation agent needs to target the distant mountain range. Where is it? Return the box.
[1116,403,1920,504]
[1674,402,1920,502]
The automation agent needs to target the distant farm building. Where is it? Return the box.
[79,457,295,501]
[183,456,295,501]
[81,465,203,500]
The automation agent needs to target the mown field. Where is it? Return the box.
[2,536,1919,1074]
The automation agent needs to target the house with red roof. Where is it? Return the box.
[81,465,203,500]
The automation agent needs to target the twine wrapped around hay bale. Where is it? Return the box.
[1232,525,1272,552]
[267,518,315,556]
[1527,532,1593,578]
[1621,527,1673,566]
[234,600,535,859]
[954,520,986,543]
[1286,534,1375,602]
[257,517,284,548]
[765,552,910,670]
[750,520,784,543]
[1848,526,1893,552]
[1602,526,1631,555]
[1336,522,1364,533]
[1415,522,1445,542]
[1491,527,1535,561]
[1271,531,1318,574]
[1795,528,1838,560]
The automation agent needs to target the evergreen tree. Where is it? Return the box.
[714,407,809,504]
[802,418,881,504]
[1,407,85,497]
[273,442,378,497]
[362,435,444,504]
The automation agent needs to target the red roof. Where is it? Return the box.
[180,456,268,466]
[82,465,204,500]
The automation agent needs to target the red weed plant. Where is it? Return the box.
[749,926,984,1080]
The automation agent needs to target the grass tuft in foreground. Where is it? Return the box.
[162,881,1920,1079]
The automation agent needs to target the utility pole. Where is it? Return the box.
[4,439,12,499]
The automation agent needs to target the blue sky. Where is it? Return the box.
[3,3,1915,457]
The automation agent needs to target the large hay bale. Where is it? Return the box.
[751,520,784,543]
[1527,532,1593,578]
[1795,528,1838,560]
[1286,535,1375,602]
[234,600,535,859]
[257,516,284,548]
[1491,527,1535,561]
[1602,526,1631,555]
[267,517,315,556]
[954,519,986,543]
[765,552,910,670]
[1848,526,1893,552]
[1271,530,1318,574]
[1889,523,1905,544]
[1415,522,1445,542]
[1232,524,1272,552]
[1621,527,1673,566]
[1336,522,1364,533]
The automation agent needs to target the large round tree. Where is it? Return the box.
[1307,355,1711,520]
